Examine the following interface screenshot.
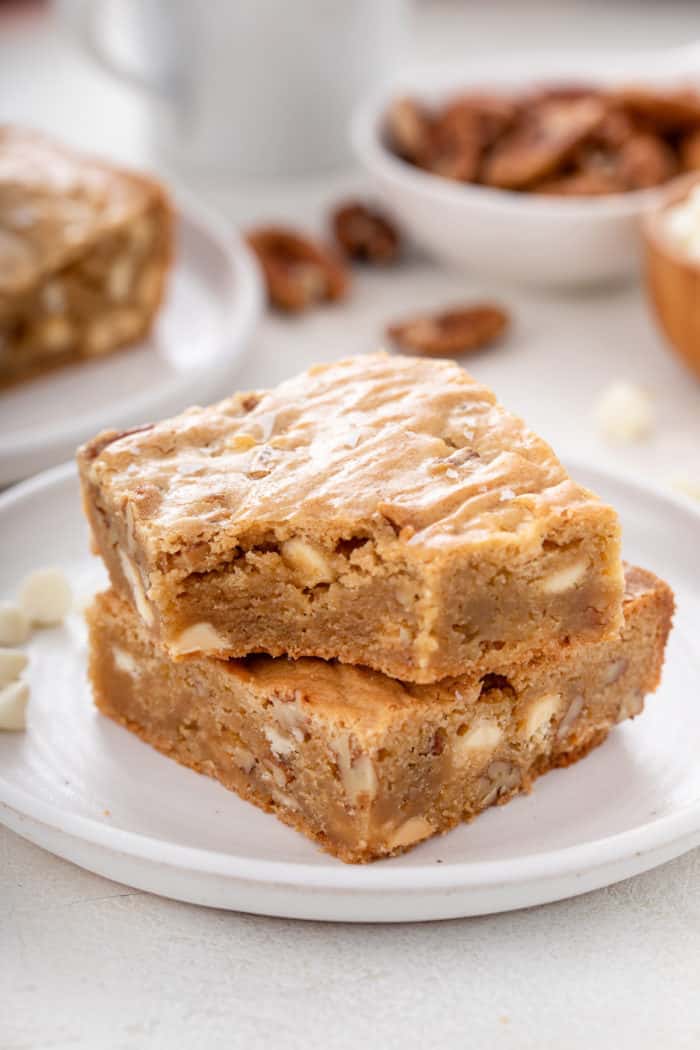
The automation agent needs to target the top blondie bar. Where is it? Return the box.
[78,353,623,682]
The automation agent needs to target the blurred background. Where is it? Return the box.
[4,0,700,170]
[1,0,699,483]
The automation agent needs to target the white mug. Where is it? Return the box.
[70,0,406,179]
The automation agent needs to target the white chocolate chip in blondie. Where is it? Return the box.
[113,646,139,677]
[344,754,378,805]
[264,724,296,758]
[264,761,288,789]
[385,816,433,851]
[333,732,378,806]
[229,746,255,774]
[523,692,561,739]
[539,559,587,595]
[108,256,135,302]
[171,621,228,655]
[19,568,72,626]
[118,551,153,626]
[0,602,31,646]
[0,680,30,731]
[398,625,411,646]
[270,698,307,742]
[604,658,628,686]
[395,579,417,611]
[0,649,28,686]
[281,538,335,587]
[41,280,65,314]
[454,720,503,764]
[557,693,584,741]
[271,789,299,812]
[617,690,644,722]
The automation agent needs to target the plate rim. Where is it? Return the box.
[0,458,699,897]
[0,189,264,458]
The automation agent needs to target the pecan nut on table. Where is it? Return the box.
[386,302,510,357]
[246,226,349,313]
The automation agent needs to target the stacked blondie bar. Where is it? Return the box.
[78,354,673,862]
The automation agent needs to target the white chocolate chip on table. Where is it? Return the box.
[20,568,72,626]
[0,648,28,686]
[0,568,72,731]
[594,381,654,444]
[670,474,700,501]
[0,601,31,645]
[0,680,30,731]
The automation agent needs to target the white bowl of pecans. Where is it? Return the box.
[351,49,700,287]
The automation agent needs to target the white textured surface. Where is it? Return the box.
[3,831,700,1050]
[2,2,700,1047]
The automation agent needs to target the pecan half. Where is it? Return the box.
[429,102,484,181]
[680,128,700,171]
[331,201,400,264]
[386,303,509,357]
[477,759,522,808]
[612,85,700,131]
[680,127,700,170]
[533,169,624,196]
[590,105,638,149]
[429,96,516,182]
[385,97,434,165]
[482,95,606,189]
[616,134,677,189]
[246,226,349,313]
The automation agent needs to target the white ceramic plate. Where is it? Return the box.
[0,194,263,486]
[0,461,699,922]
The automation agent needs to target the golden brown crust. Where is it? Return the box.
[78,353,617,557]
[78,354,623,680]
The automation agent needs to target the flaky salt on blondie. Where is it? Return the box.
[78,353,623,683]
[87,566,673,863]
[0,127,172,387]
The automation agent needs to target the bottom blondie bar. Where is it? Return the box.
[86,566,672,863]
